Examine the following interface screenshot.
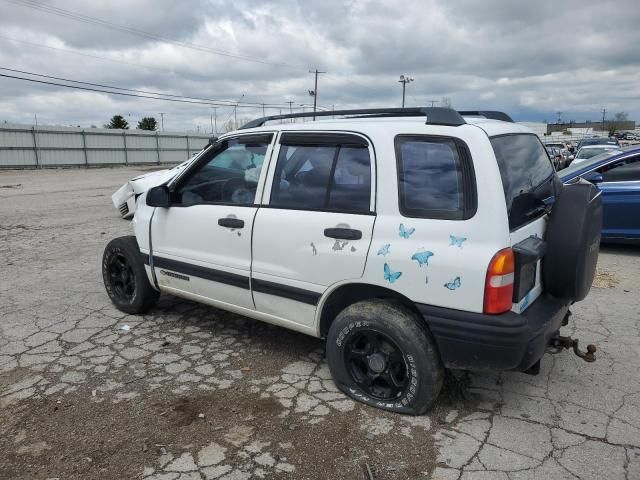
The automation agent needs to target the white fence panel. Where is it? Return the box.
[0,124,210,168]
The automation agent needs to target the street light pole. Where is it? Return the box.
[398,75,414,108]
[159,112,166,131]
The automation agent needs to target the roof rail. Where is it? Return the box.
[239,107,466,129]
[458,111,514,123]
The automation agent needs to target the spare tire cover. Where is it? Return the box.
[543,178,602,301]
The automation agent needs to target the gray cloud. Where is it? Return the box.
[1,0,639,131]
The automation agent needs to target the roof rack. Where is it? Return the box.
[240,107,467,129]
[458,111,514,122]
[239,107,514,129]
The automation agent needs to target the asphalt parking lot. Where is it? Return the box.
[1,167,639,480]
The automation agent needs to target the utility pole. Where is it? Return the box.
[159,112,166,131]
[601,107,607,125]
[210,107,218,135]
[398,75,414,108]
[427,99,438,107]
[309,69,326,120]
[286,101,294,123]
[556,111,562,124]
[234,104,238,128]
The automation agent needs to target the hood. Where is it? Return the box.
[129,158,193,193]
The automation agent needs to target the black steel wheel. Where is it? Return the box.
[107,252,136,303]
[327,300,444,415]
[102,236,159,314]
[344,329,408,401]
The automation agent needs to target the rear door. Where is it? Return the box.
[251,132,376,327]
[490,134,558,312]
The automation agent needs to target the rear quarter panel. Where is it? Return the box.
[359,124,510,314]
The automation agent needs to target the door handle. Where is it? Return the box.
[324,228,362,240]
[218,218,244,229]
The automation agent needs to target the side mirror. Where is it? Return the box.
[582,172,603,184]
[146,185,171,207]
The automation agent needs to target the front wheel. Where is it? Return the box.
[326,300,444,415]
[102,236,159,314]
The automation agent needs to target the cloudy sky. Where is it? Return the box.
[1,0,639,132]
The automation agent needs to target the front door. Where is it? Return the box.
[150,133,274,310]
[597,154,640,240]
[251,132,376,326]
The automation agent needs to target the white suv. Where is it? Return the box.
[102,108,602,414]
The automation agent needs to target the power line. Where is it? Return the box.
[0,34,179,75]
[0,67,303,110]
[4,0,307,69]
[0,67,288,107]
[0,71,298,109]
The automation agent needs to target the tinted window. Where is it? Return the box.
[175,135,271,206]
[599,156,640,182]
[490,134,556,230]
[395,136,472,219]
[270,141,371,213]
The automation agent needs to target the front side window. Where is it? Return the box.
[174,134,272,206]
[395,135,474,219]
[270,135,372,213]
[599,155,640,182]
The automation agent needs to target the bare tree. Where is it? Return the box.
[608,112,629,136]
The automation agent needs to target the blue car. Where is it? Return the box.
[560,146,640,244]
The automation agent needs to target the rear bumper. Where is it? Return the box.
[418,295,570,372]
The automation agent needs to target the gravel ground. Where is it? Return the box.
[1,167,639,480]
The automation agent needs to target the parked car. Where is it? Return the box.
[544,142,570,168]
[576,136,620,150]
[572,145,622,166]
[561,146,640,243]
[545,146,564,169]
[102,107,601,414]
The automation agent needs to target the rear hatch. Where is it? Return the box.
[490,134,558,313]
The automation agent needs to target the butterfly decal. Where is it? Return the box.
[444,276,461,290]
[383,263,402,284]
[449,235,467,248]
[411,250,434,267]
[377,243,391,256]
[399,223,415,239]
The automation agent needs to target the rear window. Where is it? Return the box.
[490,134,556,230]
[395,135,476,220]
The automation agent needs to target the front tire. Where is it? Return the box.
[102,236,159,314]
[326,300,444,415]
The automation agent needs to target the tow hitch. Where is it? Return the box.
[548,335,597,363]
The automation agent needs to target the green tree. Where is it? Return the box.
[104,115,129,129]
[137,117,158,131]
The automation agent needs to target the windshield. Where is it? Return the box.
[576,148,613,159]
[562,150,621,177]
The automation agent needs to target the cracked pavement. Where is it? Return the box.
[1,167,639,480]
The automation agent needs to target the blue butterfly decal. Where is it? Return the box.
[449,235,467,248]
[399,223,415,239]
[383,263,402,284]
[377,243,391,256]
[444,276,461,290]
[411,251,434,267]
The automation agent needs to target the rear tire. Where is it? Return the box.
[102,236,159,314]
[326,300,444,415]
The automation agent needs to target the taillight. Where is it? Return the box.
[484,248,515,314]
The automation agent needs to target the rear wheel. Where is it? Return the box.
[326,300,444,415]
[102,236,159,314]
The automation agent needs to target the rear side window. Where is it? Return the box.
[395,135,476,219]
[490,134,556,230]
[270,134,372,213]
